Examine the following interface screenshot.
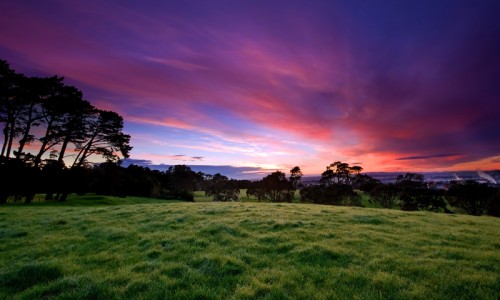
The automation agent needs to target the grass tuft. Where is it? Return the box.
[202,224,248,238]
[295,246,351,267]
[190,256,245,277]
[351,215,388,225]
[0,263,63,292]
[19,276,111,300]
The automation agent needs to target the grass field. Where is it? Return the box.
[0,195,499,299]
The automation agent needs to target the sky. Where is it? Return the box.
[1,0,499,178]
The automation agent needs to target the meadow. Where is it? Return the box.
[0,195,499,299]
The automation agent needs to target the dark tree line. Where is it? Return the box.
[62,163,252,202]
[367,173,499,217]
[0,59,131,203]
[85,162,500,217]
[294,161,499,217]
[85,163,207,201]
[445,180,498,216]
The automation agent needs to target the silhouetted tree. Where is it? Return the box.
[0,157,37,203]
[14,76,47,160]
[0,60,25,158]
[261,171,294,202]
[246,181,266,202]
[446,180,496,216]
[352,174,381,192]
[34,79,83,167]
[0,59,134,202]
[123,165,162,198]
[320,161,363,186]
[299,185,322,203]
[369,184,399,209]
[393,173,446,211]
[398,188,446,212]
[487,189,500,217]
[236,179,252,189]
[289,166,303,189]
[205,173,240,201]
[395,173,425,188]
[56,98,93,165]
[300,184,361,206]
[166,165,197,201]
[39,160,65,200]
[301,161,365,205]
[88,162,127,197]
[193,171,207,191]
[73,110,131,167]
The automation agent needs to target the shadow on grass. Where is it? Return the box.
[0,262,63,293]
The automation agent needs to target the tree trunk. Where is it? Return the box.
[57,134,71,165]
[16,103,36,159]
[5,120,16,158]
[1,123,9,157]
[34,120,54,167]
[74,134,96,168]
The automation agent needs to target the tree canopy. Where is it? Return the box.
[205,173,240,201]
[320,161,363,186]
[0,59,131,167]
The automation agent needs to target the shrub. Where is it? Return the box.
[399,187,446,211]
[369,184,399,209]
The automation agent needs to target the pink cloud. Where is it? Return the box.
[1,1,498,175]
[128,116,195,131]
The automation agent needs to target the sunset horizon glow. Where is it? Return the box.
[1,0,499,178]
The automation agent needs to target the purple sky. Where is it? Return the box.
[1,0,499,178]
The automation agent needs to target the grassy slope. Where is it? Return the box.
[0,196,499,299]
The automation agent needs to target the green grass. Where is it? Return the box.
[0,196,499,299]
